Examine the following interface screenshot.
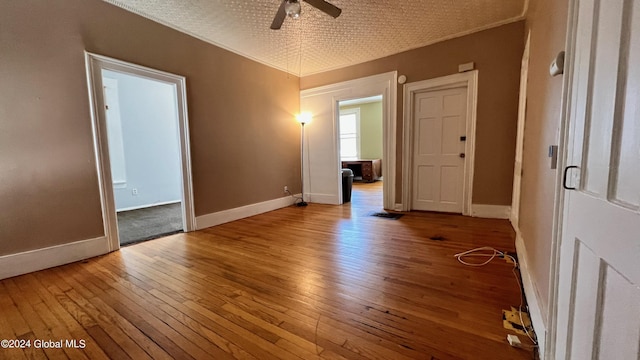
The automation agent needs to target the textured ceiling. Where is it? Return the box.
[104,0,527,76]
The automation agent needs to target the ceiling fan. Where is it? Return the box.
[270,0,342,30]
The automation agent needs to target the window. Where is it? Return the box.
[339,108,360,160]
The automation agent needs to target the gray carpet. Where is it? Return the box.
[117,202,183,245]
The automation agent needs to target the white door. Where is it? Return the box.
[411,87,467,212]
[555,0,640,358]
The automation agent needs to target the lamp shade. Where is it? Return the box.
[296,112,312,125]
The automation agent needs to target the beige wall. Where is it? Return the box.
[339,102,384,160]
[302,21,525,206]
[519,0,570,318]
[0,0,300,256]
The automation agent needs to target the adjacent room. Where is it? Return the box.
[2,0,638,359]
[102,69,185,245]
[338,95,384,207]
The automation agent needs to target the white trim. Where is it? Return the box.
[511,31,531,228]
[85,52,196,252]
[0,237,109,280]
[401,71,479,215]
[307,193,340,204]
[300,71,397,210]
[196,194,299,230]
[394,203,403,212]
[339,95,383,106]
[338,107,361,160]
[470,204,511,219]
[515,231,548,359]
[547,0,579,358]
[116,199,181,213]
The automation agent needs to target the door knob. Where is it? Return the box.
[459,153,465,158]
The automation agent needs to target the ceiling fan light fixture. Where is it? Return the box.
[285,0,301,19]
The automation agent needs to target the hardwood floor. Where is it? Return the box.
[0,182,534,359]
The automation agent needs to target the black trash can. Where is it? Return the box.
[342,168,354,203]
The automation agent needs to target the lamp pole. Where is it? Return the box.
[298,121,308,206]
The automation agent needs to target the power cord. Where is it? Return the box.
[454,247,539,346]
[285,189,306,206]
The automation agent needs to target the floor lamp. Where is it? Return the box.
[296,112,312,207]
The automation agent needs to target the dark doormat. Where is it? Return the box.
[369,211,404,220]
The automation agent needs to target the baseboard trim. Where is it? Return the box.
[515,230,547,359]
[307,193,340,205]
[471,204,511,219]
[0,236,110,280]
[116,199,181,212]
[196,194,299,230]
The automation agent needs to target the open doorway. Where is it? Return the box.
[102,70,183,245]
[338,95,384,208]
[86,52,195,251]
[299,71,397,210]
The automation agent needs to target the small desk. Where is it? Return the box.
[341,159,382,182]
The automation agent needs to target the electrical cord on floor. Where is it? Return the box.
[454,247,539,346]
[285,189,305,205]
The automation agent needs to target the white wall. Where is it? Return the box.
[102,70,182,211]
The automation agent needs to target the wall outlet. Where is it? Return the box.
[132,188,138,195]
[284,186,288,193]
[507,334,522,348]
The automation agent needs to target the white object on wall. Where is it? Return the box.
[549,51,565,76]
[458,62,475,72]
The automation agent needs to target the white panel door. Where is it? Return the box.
[411,87,467,212]
[555,0,640,358]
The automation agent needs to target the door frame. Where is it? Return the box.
[84,52,196,252]
[300,71,397,209]
[401,71,478,215]
[511,31,531,228]
[546,0,580,357]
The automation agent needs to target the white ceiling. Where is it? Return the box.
[104,0,527,76]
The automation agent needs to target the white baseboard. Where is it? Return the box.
[515,230,547,359]
[0,236,110,280]
[307,193,340,205]
[116,199,181,212]
[394,203,403,211]
[471,204,511,219]
[196,194,299,230]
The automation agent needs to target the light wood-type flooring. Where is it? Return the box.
[0,182,534,359]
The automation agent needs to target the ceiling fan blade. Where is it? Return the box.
[270,0,287,30]
[303,0,342,18]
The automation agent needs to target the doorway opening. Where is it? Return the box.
[102,70,183,245]
[300,72,397,209]
[86,52,195,251]
[338,95,384,208]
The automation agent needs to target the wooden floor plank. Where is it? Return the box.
[29,272,111,360]
[0,183,534,359]
[3,279,68,359]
